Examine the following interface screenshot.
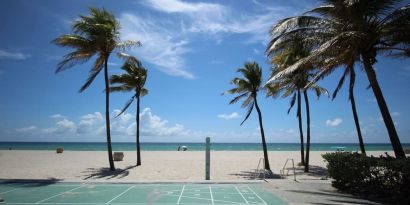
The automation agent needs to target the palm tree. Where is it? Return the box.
[52,7,139,170]
[331,64,366,155]
[266,49,328,172]
[223,62,271,171]
[266,0,409,158]
[266,69,306,166]
[110,55,148,166]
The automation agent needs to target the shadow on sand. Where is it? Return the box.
[81,165,137,180]
[229,169,282,180]
[289,165,328,179]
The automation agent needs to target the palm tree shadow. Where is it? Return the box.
[229,169,281,180]
[81,165,137,180]
[295,165,327,178]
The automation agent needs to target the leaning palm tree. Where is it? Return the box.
[223,62,271,171]
[266,0,409,157]
[266,49,328,172]
[52,7,139,170]
[110,55,148,166]
[331,64,366,155]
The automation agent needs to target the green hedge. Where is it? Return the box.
[322,152,410,204]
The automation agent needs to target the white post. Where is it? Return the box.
[205,137,210,180]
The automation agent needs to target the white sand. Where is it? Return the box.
[0,150,392,182]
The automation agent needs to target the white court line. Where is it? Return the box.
[235,185,249,204]
[177,185,185,204]
[247,186,267,205]
[105,185,135,204]
[0,183,29,194]
[35,185,84,204]
[209,185,214,205]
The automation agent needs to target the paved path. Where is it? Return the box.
[265,179,380,205]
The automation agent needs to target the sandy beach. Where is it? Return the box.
[0,150,392,182]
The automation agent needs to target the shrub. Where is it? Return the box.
[322,152,410,204]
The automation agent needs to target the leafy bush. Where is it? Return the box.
[322,152,410,204]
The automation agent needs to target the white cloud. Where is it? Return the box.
[16,126,37,132]
[217,112,240,120]
[50,114,66,119]
[120,13,194,79]
[43,119,76,134]
[77,112,103,134]
[392,112,400,116]
[0,49,31,60]
[144,0,223,14]
[326,118,343,127]
[133,108,187,136]
[17,108,188,139]
[117,0,291,80]
[142,0,287,43]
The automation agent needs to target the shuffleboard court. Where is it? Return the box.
[0,182,288,205]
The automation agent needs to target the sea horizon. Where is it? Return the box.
[1,141,408,151]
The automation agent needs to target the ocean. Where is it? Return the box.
[0,142,407,151]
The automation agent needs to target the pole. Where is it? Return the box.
[205,137,210,180]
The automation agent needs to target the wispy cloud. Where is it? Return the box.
[118,0,292,79]
[142,0,288,43]
[217,112,241,120]
[16,126,37,132]
[392,112,400,116]
[120,13,194,79]
[0,49,31,60]
[326,118,343,127]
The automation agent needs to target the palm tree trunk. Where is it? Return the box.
[303,91,310,172]
[349,67,366,155]
[254,95,271,171]
[297,89,305,165]
[362,54,405,158]
[136,94,141,166]
[104,57,115,171]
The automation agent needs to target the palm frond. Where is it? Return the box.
[109,85,133,93]
[140,88,148,97]
[332,67,349,100]
[56,50,95,73]
[241,94,254,108]
[116,95,136,117]
[229,93,248,105]
[79,56,104,92]
[240,102,254,126]
[287,92,297,114]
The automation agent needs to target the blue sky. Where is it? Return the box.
[0,0,409,143]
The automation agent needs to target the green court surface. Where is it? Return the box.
[0,182,288,205]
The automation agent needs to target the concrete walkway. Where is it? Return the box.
[265,179,380,205]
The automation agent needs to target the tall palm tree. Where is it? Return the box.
[331,64,366,155]
[52,7,139,170]
[266,0,409,157]
[223,62,271,171]
[266,50,328,172]
[266,70,306,166]
[110,55,148,166]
